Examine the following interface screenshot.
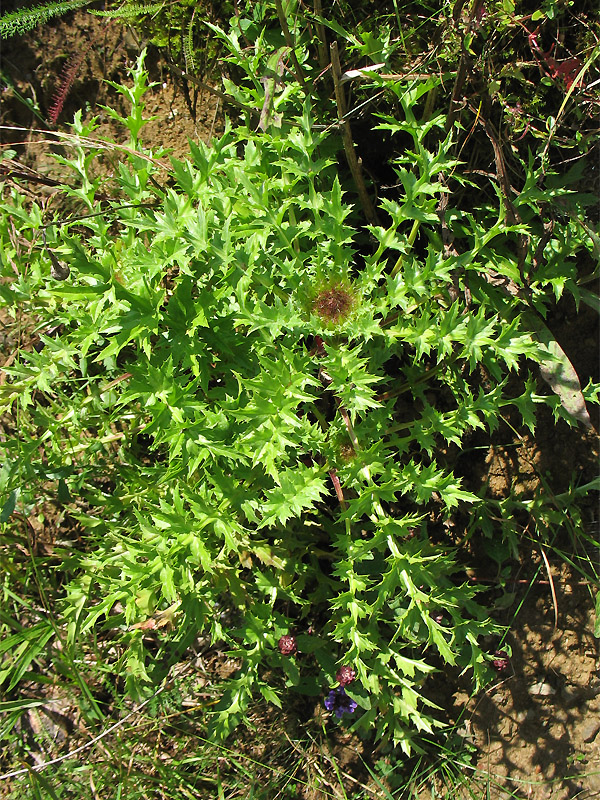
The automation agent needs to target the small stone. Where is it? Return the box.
[528,681,555,697]
[581,719,600,743]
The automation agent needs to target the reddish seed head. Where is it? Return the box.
[312,284,354,324]
[336,665,356,686]
[492,650,510,673]
[278,635,297,656]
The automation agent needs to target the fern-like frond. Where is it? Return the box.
[183,13,196,75]
[0,0,92,39]
[90,2,166,20]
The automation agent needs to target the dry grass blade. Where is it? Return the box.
[0,125,170,170]
[313,0,329,71]
[540,546,559,630]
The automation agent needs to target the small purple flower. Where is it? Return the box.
[324,687,358,718]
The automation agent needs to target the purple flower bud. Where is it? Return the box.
[278,635,297,656]
[336,665,356,687]
[324,687,358,718]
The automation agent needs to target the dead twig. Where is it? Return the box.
[446,0,486,133]
[330,42,378,226]
[167,65,302,129]
[467,100,530,280]
[312,0,329,72]
[167,64,260,120]
[0,126,171,170]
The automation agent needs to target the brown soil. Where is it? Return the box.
[462,571,600,799]
[1,8,222,161]
[1,8,599,800]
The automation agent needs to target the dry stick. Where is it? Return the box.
[445,0,485,133]
[475,103,529,277]
[301,728,381,798]
[435,1,475,264]
[313,0,329,71]
[168,64,259,118]
[452,0,470,22]
[0,157,115,203]
[208,97,221,141]
[274,0,307,89]
[330,42,378,227]
[441,0,520,293]
[444,47,468,135]
[0,126,170,170]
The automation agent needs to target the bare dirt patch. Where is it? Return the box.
[460,566,600,799]
[1,8,221,162]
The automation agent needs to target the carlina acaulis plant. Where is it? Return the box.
[2,15,598,764]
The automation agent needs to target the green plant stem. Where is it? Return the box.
[275,0,307,89]
[380,355,459,405]
[391,219,421,277]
